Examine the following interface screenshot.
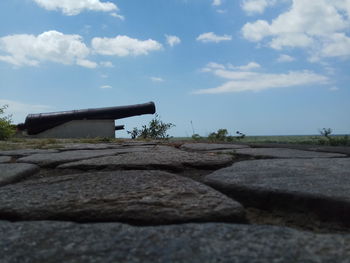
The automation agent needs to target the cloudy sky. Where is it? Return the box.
[1,0,349,137]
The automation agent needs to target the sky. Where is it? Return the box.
[0,0,349,137]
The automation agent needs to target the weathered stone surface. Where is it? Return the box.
[58,147,233,171]
[0,163,39,186]
[248,143,350,155]
[0,170,244,224]
[16,149,123,167]
[0,148,59,156]
[58,143,118,150]
[181,143,250,152]
[1,221,350,263]
[308,146,350,155]
[121,141,158,147]
[235,147,346,158]
[204,158,350,225]
[0,156,11,163]
[58,142,158,150]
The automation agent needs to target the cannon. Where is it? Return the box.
[18,101,156,136]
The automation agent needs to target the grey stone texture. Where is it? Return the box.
[0,163,39,186]
[17,149,124,167]
[58,142,157,151]
[1,141,350,262]
[248,143,350,155]
[0,148,59,156]
[58,146,234,171]
[234,147,346,158]
[1,221,350,263]
[204,158,350,225]
[0,170,244,224]
[0,156,11,163]
[180,143,250,151]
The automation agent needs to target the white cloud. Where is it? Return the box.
[92,36,162,56]
[212,0,222,6]
[100,85,112,89]
[232,62,261,70]
[33,0,118,15]
[195,62,328,94]
[77,59,98,68]
[0,31,162,68]
[0,99,52,124]
[216,9,227,14]
[0,31,94,68]
[241,0,350,60]
[150,77,164,82]
[196,32,232,43]
[202,62,260,72]
[165,35,181,47]
[100,61,114,68]
[277,54,296,62]
[110,12,125,20]
[329,86,339,91]
[241,0,276,15]
[242,20,271,42]
[204,62,226,70]
[320,33,350,58]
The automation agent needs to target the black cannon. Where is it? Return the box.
[18,102,156,135]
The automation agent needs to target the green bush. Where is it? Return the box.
[0,105,16,140]
[318,128,349,146]
[128,114,175,140]
[191,133,202,141]
[207,129,246,142]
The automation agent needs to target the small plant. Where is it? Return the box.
[191,133,202,141]
[128,114,175,140]
[0,105,16,140]
[236,131,246,139]
[320,128,332,139]
[207,129,246,142]
[318,128,350,146]
[208,129,230,141]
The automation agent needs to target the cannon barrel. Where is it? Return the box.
[23,102,156,135]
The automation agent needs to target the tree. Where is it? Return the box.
[0,105,16,140]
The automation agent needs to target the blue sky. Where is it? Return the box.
[0,0,349,137]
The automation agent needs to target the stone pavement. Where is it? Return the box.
[0,141,350,262]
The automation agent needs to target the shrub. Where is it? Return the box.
[191,133,202,141]
[208,129,229,141]
[128,114,175,140]
[208,129,246,142]
[318,128,349,146]
[0,105,16,140]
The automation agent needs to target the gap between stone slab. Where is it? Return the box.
[0,212,247,227]
[246,207,350,234]
[204,184,350,234]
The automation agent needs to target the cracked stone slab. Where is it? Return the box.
[57,142,158,151]
[234,148,346,158]
[0,149,59,157]
[0,156,11,163]
[180,143,250,152]
[1,221,350,263]
[16,149,124,167]
[0,170,244,224]
[0,163,39,186]
[57,143,119,150]
[58,147,234,171]
[308,146,350,155]
[204,158,350,225]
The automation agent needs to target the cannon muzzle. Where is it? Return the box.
[22,102,156,135]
